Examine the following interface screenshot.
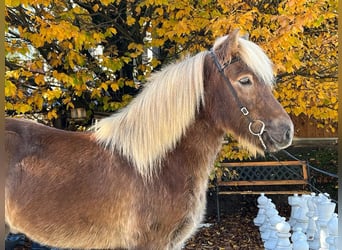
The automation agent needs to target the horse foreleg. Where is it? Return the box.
[5,224,10,239]
[167,218,199,250]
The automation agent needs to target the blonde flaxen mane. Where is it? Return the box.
[93,35,274,180]
[93,51,207,180]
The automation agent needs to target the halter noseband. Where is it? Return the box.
[209,49,267,151]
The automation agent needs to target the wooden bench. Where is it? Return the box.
[214,160,311,220]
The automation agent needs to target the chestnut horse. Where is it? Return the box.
[5,30,293,249]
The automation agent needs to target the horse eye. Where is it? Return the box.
[239,77,251,85]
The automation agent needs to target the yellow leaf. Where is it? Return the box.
[31,61,44,71]
[93,4,100,11]
[6,70,20,79]
[91,88,101,98]
[44,89,62,101]
[21,70,33,78]
[100,82,108,91]
[127,16,136,26]
[135,6,141,15]
[155,7,164,16]
[5,80,17,97]
[31,94,44,110]
[125,80,135,88]
[110,83,119,91]
[6,0,21,6]
[128,43,143,51]
[66,102,75,109]
[151,58,161,68]
[62,97,74,109]
[17,90,24,99]
[107,27,117,35]
[63,97,72,105]
[15,103,32,113]
[34,74,45,85]
[101,0,114,6]
[5,102,14,110]
[121,56,132,64]
[47,109,58,120]
[93,32,104,43]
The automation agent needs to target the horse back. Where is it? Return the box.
[5,118,92,160]
[4,117,111,192]
[6,118,48,163]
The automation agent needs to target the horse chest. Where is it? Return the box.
[164,174,209,249]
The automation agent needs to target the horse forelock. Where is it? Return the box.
[93,52,207,180]
[213,35,275,86]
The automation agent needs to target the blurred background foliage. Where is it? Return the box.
[5,0,337,165]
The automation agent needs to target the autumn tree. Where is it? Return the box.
[5,0,337,157]
[5,0,153,123]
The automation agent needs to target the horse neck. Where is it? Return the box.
[167,112,224,179]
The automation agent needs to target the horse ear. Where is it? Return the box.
[227,29,240,50]
[227,29,240,57]
[214,29,240,61]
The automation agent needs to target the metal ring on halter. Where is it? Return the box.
[248,120,267,150]
[248,120,265,136]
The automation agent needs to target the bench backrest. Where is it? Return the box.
[217,160,308,186]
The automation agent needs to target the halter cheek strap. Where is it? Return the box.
[209,49,267,151]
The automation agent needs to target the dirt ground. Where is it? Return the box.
[184,193,291,250]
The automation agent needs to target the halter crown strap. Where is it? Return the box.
[210,50,239,73]
[209,49,267,151]
[209,49,250,119]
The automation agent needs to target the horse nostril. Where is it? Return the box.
[284,127,293,142]
[268,121,294,150]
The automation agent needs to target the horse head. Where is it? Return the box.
[204,29,293,155]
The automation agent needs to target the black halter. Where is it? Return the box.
[209,49,267,151]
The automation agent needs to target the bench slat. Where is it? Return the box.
[219,160,305,167]
[218,190,312,195]
[217,179,308,186]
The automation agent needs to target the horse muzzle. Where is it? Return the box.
[262,121,294,152]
